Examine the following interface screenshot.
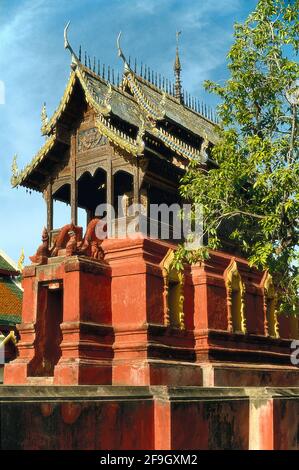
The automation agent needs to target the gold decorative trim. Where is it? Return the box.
[11,154,19,181]
[11,135,56,187]
[17,248,25,272]
[41,65,112,137]
[262,271,279,338]
[95,114,145,157]
[75,67,112,116]
[224,259,247,334]
[41,102,48,130]
[41,71,77,135]
[0,331,17,349]
[117,31,164,121]
[160,249,185,330]
[152,126,202,161]
[125,72,165,122]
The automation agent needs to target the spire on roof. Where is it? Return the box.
[174,31,183,103]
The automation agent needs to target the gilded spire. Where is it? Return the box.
[174,31,183,103]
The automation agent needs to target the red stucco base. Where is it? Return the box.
[4,236,299,387]
[0,386,298,450]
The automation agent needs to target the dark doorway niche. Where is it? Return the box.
[30,284,63,377]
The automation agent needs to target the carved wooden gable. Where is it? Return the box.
[78,127,108,153]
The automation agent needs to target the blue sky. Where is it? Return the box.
[0,0,257,263]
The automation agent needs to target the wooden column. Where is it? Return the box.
[107,156,113,207]
[70,133,78,225]
[133,162,140,205]
[106,156,114,237]
[45,181,53,233]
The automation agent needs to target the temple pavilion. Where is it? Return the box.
[6,24,298,390]
[11,27,218,241]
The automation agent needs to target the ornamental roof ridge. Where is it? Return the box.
[133,72,218,126]
[10,26,220,190]
[152,126,203,163]
[62,25,218,126]
[95,114,145,157]
[11,134,56,188]
[123,73,166,122]
[116,31,218,124]
[41,71,77,136]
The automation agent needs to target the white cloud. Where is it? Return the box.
[179,0,241,30]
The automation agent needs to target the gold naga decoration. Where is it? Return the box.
[75,67,112,116]
[116,32,205,163]
[124,73,165,122]
[14,25,212,188]
[41,71,77,136]
[64,22,112,116]
[224,259,247,334]
[42,22,113,138]
[11,134,56,187]
[0,331,17,349]
[17,248,25,273]
[64,23,142,155]
[152,126,202,161]
[262,271,279,338]
[95,114,145,157]
[11,154,20,185]
[117,32,165,120]
[41,102,49,131]
[159,249,185,330]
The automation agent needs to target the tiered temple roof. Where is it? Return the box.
[11,27,218,191]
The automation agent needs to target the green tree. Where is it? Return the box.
[178,0,299,315]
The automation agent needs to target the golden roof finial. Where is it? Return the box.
[11,154,19,180]
[174,31,183,103]
[64,21,80,69]
[41,102,48,129]
[17,248,25,273]
[117,32,131,75]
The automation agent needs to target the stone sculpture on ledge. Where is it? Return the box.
[4,232,299,388]
[30,218,106,265]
